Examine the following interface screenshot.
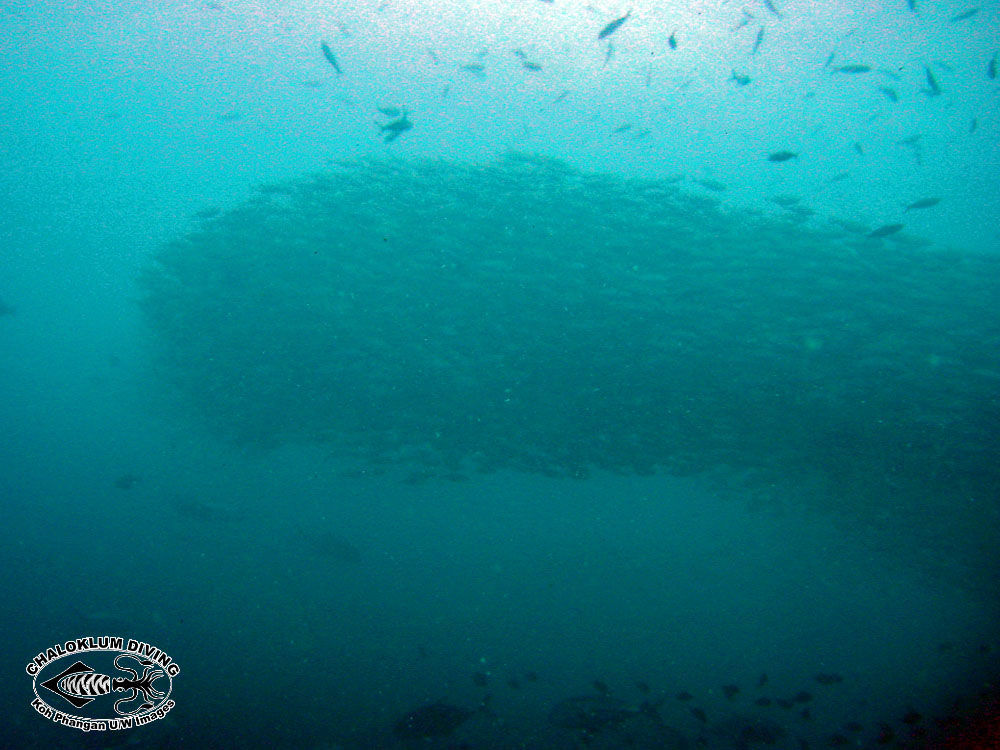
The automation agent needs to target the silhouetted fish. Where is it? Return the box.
[690,706,707,723]
[722,684,740,700]
[815,673,843,685]
[297,527,361,563]
[598,10,632,40]
[768,150,798,162]
[923,65,941,96]
[793,691,813,703]
[394,701,475,739]
[472,671,489,687]
[524,671,539,682]
[379,113,413,143]
[712,715,786,747]
[114,473,141,490]
[949,7,978,21]
[593,680,610,695]
[988,54,997,80]
[320,42,342,74]
[833,64,871,73]
[635,681,650,695]
[676,691,694,701]
[867,223,904,239]
[170,497,243,522]
[549,694,660,732]
[755,697,772,707]
[904,197,940,211]
[0,298,14,317]
[758,673,769,687]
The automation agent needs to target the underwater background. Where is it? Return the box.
[1,1,999,748]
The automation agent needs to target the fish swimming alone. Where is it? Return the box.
[768,150,797,162]
[904,197,940,212]
[393,701,477,739]
[832,64,871,74]
[379,113,413,143]
[549,694,661,733]
[867,223,904,238]
[922,65,941,96]
[598,10,632,40]
[319,42,342,74]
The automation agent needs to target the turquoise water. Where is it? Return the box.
[1,2,998,748]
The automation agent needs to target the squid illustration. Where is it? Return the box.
[42,654,167,716]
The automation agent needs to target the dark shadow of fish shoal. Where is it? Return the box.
[296,527,361,564]
[393,701,476,739]
[169,497,245,523]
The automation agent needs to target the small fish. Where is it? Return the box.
[379,113,413,143]
[635,681,650,694]
[676,691,694,701]
[114,473,141,489]
[792,691,813,703]
[763,0,781,17]
[612,123,632,133]
[902,710,922,725]
[320,41,342,74]
[522,60,542,71]
[603,43,615,67]
[668,31,677,50]
[879,86,899,101]
[843,721,864,733]
[988,54,996,80]
[730,70,752,86]
[853,142,864,155]
[823,50,836,68]
[923,65,941,96]
[970,117,978,133]
[193,207,221,220]
[904,197,940,211]
[552,89,570,104]
[460,63,486,77]
[598,10,632,40]
[776,698,794,709]
[472,671,489,687]
[690,707,707,723]
[875,723,895,744]
[828,735,850,747]
[593,680,610,695]
[377,106,401,117]
[752,27,765,55]
[770,194,800,206]
[833,64,871,73]
[722,684,740,700]
[867,223,904,238]
[768,150,797,162]
[525,671,539,682]
[949,7,978,21]
[695,178,728,192]
[755,697,772,706]
[507,677,521,689]
[426,47,439,64]
[758,673,769,687]
[906,0,917,11]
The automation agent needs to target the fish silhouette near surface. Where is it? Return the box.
[598,10,632,40]
[393,701,477,739]
[549,694,662,733]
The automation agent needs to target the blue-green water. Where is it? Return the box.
[1,2,998,748]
